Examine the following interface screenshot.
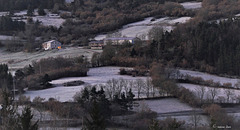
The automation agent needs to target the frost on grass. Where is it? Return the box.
[179,83,240,102]
[179,69,239,87]
[24,67,148,102]
[180,2,202,9]
[0,47,101,70]
[94,16,191,40]
[134,98,193,114]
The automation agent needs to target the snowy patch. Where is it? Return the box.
[0,47,101,70]
[94,16,191,40]
[0,35,16,41]
[32,16,65,28]
[180,2,202,9]
[12,9,65,28]
[23,67,150,102]
[0,11,9,16]
[168,17,191,24]
[134,98,193,113]
[179,83,240,102]
[179,69,239,87]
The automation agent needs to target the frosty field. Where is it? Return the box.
[0,47,101,71]
[134,98,193,113]
[23,67,149,102]
[179,83,240,102]
[94,16,191,40]
[180,2,202,9]
[179,69,239,87]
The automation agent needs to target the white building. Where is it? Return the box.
[103,37,137,45]
[42,40,61,50]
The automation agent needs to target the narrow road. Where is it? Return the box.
[158,107,240,117]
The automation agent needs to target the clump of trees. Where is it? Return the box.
[14,56,89,90]
[150,62,200,106]
[204,104,234,129]
[0,88,38,130]
[168,18,240,75]
[0,16,25,32]
[0,64,13,89]
[0,0,65,11]
[197,0,240,21]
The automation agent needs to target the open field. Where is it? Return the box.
[95,16,191,40]
[180,2,202,9]
[23,67,152,102]
[179,69,240,87]
[0,47,101,71]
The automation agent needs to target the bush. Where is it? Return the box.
[18,95,31,104]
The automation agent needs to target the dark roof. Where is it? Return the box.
[89,40,104,44]
[104,37,136,41]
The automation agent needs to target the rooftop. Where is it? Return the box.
[104,37,136,40]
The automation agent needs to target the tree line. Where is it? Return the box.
[0,0,65,11]
[12,56,89,91]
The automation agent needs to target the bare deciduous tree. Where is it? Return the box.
[136,79,145,99]
[235,95,240,103]
[224,89,234,103]
[195,86,206,104]
[106,79,118,100]
[190,109,201,130]
[208,87,219,103]
[145,77,153,98]
[119,78,128,94]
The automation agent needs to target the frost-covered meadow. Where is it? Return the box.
[94,17,191,40]
[23,67,151,102]
[180,2,202,9]
[135,98,209,127]
[179,69,240,87]
[0,47,101,70]
[0,9,66,28]
[12,9,65,28]
[179,83,240,103]
[134,98,193,113]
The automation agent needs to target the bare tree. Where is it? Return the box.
[115,78,124,98]
[224,89,234,103]
[217,96,226,103]
[136,79,145,99]
[208,87,219,103]
[106,79,119,100]
[164,67,180,79]
[195,86,206,104]
[145,77,153,98]
[190,109,201,130]
[235,95,240,103]
[234,80,240,89]
[32,96,45,121]
[119,78,128,94]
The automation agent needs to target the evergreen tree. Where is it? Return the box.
[85,101,106,130]
[17,106,38,130]
[127,88,135,110]
[26,65,35,75]
[0,64,13,89]
[38,6,46,16]
[27,5,33,16]
[0,88,18,130]
[149,119,160,130]
[41,74,51,88]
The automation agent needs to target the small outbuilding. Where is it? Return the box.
[89,40,104,50]
[103,37,137,45]
[42,40,62,50]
